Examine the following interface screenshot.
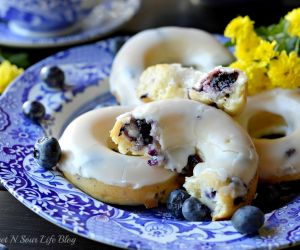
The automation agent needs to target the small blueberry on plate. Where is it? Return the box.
[167,189,190,218]
[22,100,45,122]
[34,137,61,169]
[182,197,211,221]
[231,205,264,234]
[40,65,65,88]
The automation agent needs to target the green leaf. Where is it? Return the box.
[224,40,235,48]
[5,53,30,68]
[255,17,300,55]
[256,18,287,41]
[284,36,299,54]
[0,51,30,68]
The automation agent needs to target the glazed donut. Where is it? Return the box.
[137,64,247,115]
[236,89,300,183]
[109,27,234,105]
[58,107,180,208]
[110,99,258,220]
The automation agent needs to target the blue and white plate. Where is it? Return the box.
[0,0,140,48]
[0,37,299,250]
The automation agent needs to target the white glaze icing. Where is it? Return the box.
[236,88,300,181]
[116,99,258,185]
[109,27,234,105]
[58,107,177,189]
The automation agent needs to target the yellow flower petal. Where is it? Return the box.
[268,51,300,88]
[225,16,261,61]
[253,40,277,63]
[285,8,300,37]
[230,60,271,95]
[234,34,261,61]
[0,60,23,93]
[224,16,259,43]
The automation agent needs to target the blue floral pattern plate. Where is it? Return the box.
[0,0,140,48]
[0,37,299,250]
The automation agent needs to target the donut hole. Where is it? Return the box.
[247,111,288,139]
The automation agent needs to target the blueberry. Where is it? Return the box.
[167,189,190,218]
[182,197,211,221]
[40,65,65,88]
[121,118,153,146]
[22,100,45,122]
[210,71,239,92]
[231,206,264,234]
[34,137,61,169]
[135,119,153,145]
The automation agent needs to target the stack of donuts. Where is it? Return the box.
[58,27,300,221]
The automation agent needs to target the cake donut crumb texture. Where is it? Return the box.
[137,64,203,101]
[137,64,247,115]
[110,99,259,220]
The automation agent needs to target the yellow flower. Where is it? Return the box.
[253,40,277,64]
[230,60,271,95]
[234,34,261,61]
[224,16,259,43]
[226,12,300,95]
[268,51,300,88]
[0,60,23,93]
[285,8,300,37]
[225,16,261,61]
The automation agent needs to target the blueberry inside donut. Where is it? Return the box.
[189,66,247,115]
[117,116,166,167]
[197,69,239,93]
[119,118,153,148]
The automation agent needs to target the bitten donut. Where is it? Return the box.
[58,107,180,208]
[110,99,258,220]
[236,89,300,183]
[137,64,247,115]
[110,27,234,105]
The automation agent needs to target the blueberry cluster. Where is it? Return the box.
[167,189,211,221]
[22,65,65,170]
[22,65,65,123]
[167,189,265,234]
